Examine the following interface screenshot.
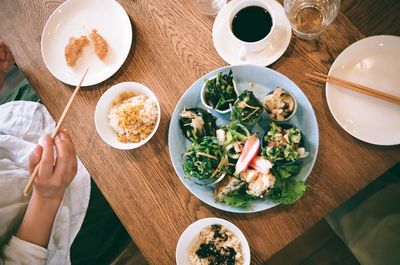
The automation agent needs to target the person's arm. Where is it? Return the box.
[0,39,15,89]
[16,131,77,247]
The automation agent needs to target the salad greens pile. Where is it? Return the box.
[232,90,263,127]
[217,122,250,160]
[183,136,231,181]
[262,123,304,163]
[203,70,237,111]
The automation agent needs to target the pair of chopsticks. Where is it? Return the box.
[306,72,400,105]
[23,69,89,196]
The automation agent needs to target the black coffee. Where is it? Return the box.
[232,6,273,42]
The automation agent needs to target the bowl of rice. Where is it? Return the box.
[95,82,161,149]
[176,218,250,265]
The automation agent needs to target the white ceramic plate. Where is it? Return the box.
[41,0,132,86]
[168,65,319,213]
[326,35,400,145]
[176,218,251,265]
[212,0,291,66]
[94,82,161,150]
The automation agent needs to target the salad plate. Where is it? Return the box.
[326,35,400,145]
[168,65,318,213]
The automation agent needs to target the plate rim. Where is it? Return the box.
[326,35,400,146]
[40,0,132,86]
[168,64,319,213]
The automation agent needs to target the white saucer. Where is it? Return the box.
[41,0,132,86]
[326,35,400,145]
[212,0,292,66]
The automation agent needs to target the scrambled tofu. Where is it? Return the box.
[241,169,275,197]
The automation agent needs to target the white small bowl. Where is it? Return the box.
[200,75,238,114]
[176,217,251,265]
[94,82,161,150]
[264,88,297,122]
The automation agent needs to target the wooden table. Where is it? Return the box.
[1,0,399,264]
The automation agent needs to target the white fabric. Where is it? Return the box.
[1,236,48,265]
[0,101,91,265]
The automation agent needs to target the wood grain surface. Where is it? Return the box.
[1,1,399,264]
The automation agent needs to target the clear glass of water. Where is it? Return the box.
[284,0,340,40]
[192,0,227,16]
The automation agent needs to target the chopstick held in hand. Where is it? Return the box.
[23,68,89,196]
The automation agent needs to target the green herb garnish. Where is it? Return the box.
[231,90,263,127]
[204,70,237,111]
[183,137,230,181]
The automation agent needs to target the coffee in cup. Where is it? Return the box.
[227,0,275,61]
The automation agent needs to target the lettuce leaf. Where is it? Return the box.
[268,164,308,204]
[222,190,254,208]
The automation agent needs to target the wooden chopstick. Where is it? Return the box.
[23,68,89,196]
[306,72,400,105]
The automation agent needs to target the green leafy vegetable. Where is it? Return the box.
[232,90,263,127]
[221,189,254,208]
[276,164,300,179]
[262,122,303,163]
[183,136,230,181]
[218,122,250,160]
[268,164,307,204]
[204,70,237,111]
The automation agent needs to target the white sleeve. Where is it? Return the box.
[0,236,48,265]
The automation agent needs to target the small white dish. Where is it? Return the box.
[176,217,251,265]
[94,82,161,150]
[264,88,297,122]
[212,0,292,66]
[200,74,238,114]
[41,0,132,86]
[326,35,400,145]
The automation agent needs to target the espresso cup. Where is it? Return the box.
[227,0,276,61]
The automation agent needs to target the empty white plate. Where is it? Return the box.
[41,0,132,86]
[326,35,400,145]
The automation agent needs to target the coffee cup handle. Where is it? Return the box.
[239,46,247,61]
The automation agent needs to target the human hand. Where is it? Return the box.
[0,39,15,73]
[28,131,77,202]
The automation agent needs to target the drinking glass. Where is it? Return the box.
[192,0,227,16]
[284,0,340,40]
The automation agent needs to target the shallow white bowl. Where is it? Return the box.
[264,88,297,123]
[94,82,161,150]
[176,217,251,265]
